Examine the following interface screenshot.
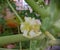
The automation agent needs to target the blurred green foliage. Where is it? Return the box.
[0,0,60,49]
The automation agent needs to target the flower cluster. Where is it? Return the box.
[20,17,42,38]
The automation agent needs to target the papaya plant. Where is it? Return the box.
[0,0,60,50]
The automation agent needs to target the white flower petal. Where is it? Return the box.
[35,19,41,25]
[20,23,24,32]
[20,17,42,38]
[25,17,31,22]
[36,32,42,36]
[29,30,36,37]
[23,30,28,36]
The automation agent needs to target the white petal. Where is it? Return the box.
[23,30,28,36]
[20,23,24,32]
[36,32,42,36]
[29,30,42,38]
[35,19,41,25]
[30,18,36,25]
[29,30,36,37]
[25,17,31,22]
[20,24,24,28]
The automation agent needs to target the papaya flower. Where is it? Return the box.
[20,17,42,38]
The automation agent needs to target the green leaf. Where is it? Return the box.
[49,0,60,22]
[41,17,53,31]
[54,19,60,29]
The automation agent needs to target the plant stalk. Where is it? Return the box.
[7,0,23,22]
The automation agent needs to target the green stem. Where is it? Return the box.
[25,0,49,18]
[7,0,23,22]
[17,26,22,50]
[30,40,32,50]
[20,42,22,50]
